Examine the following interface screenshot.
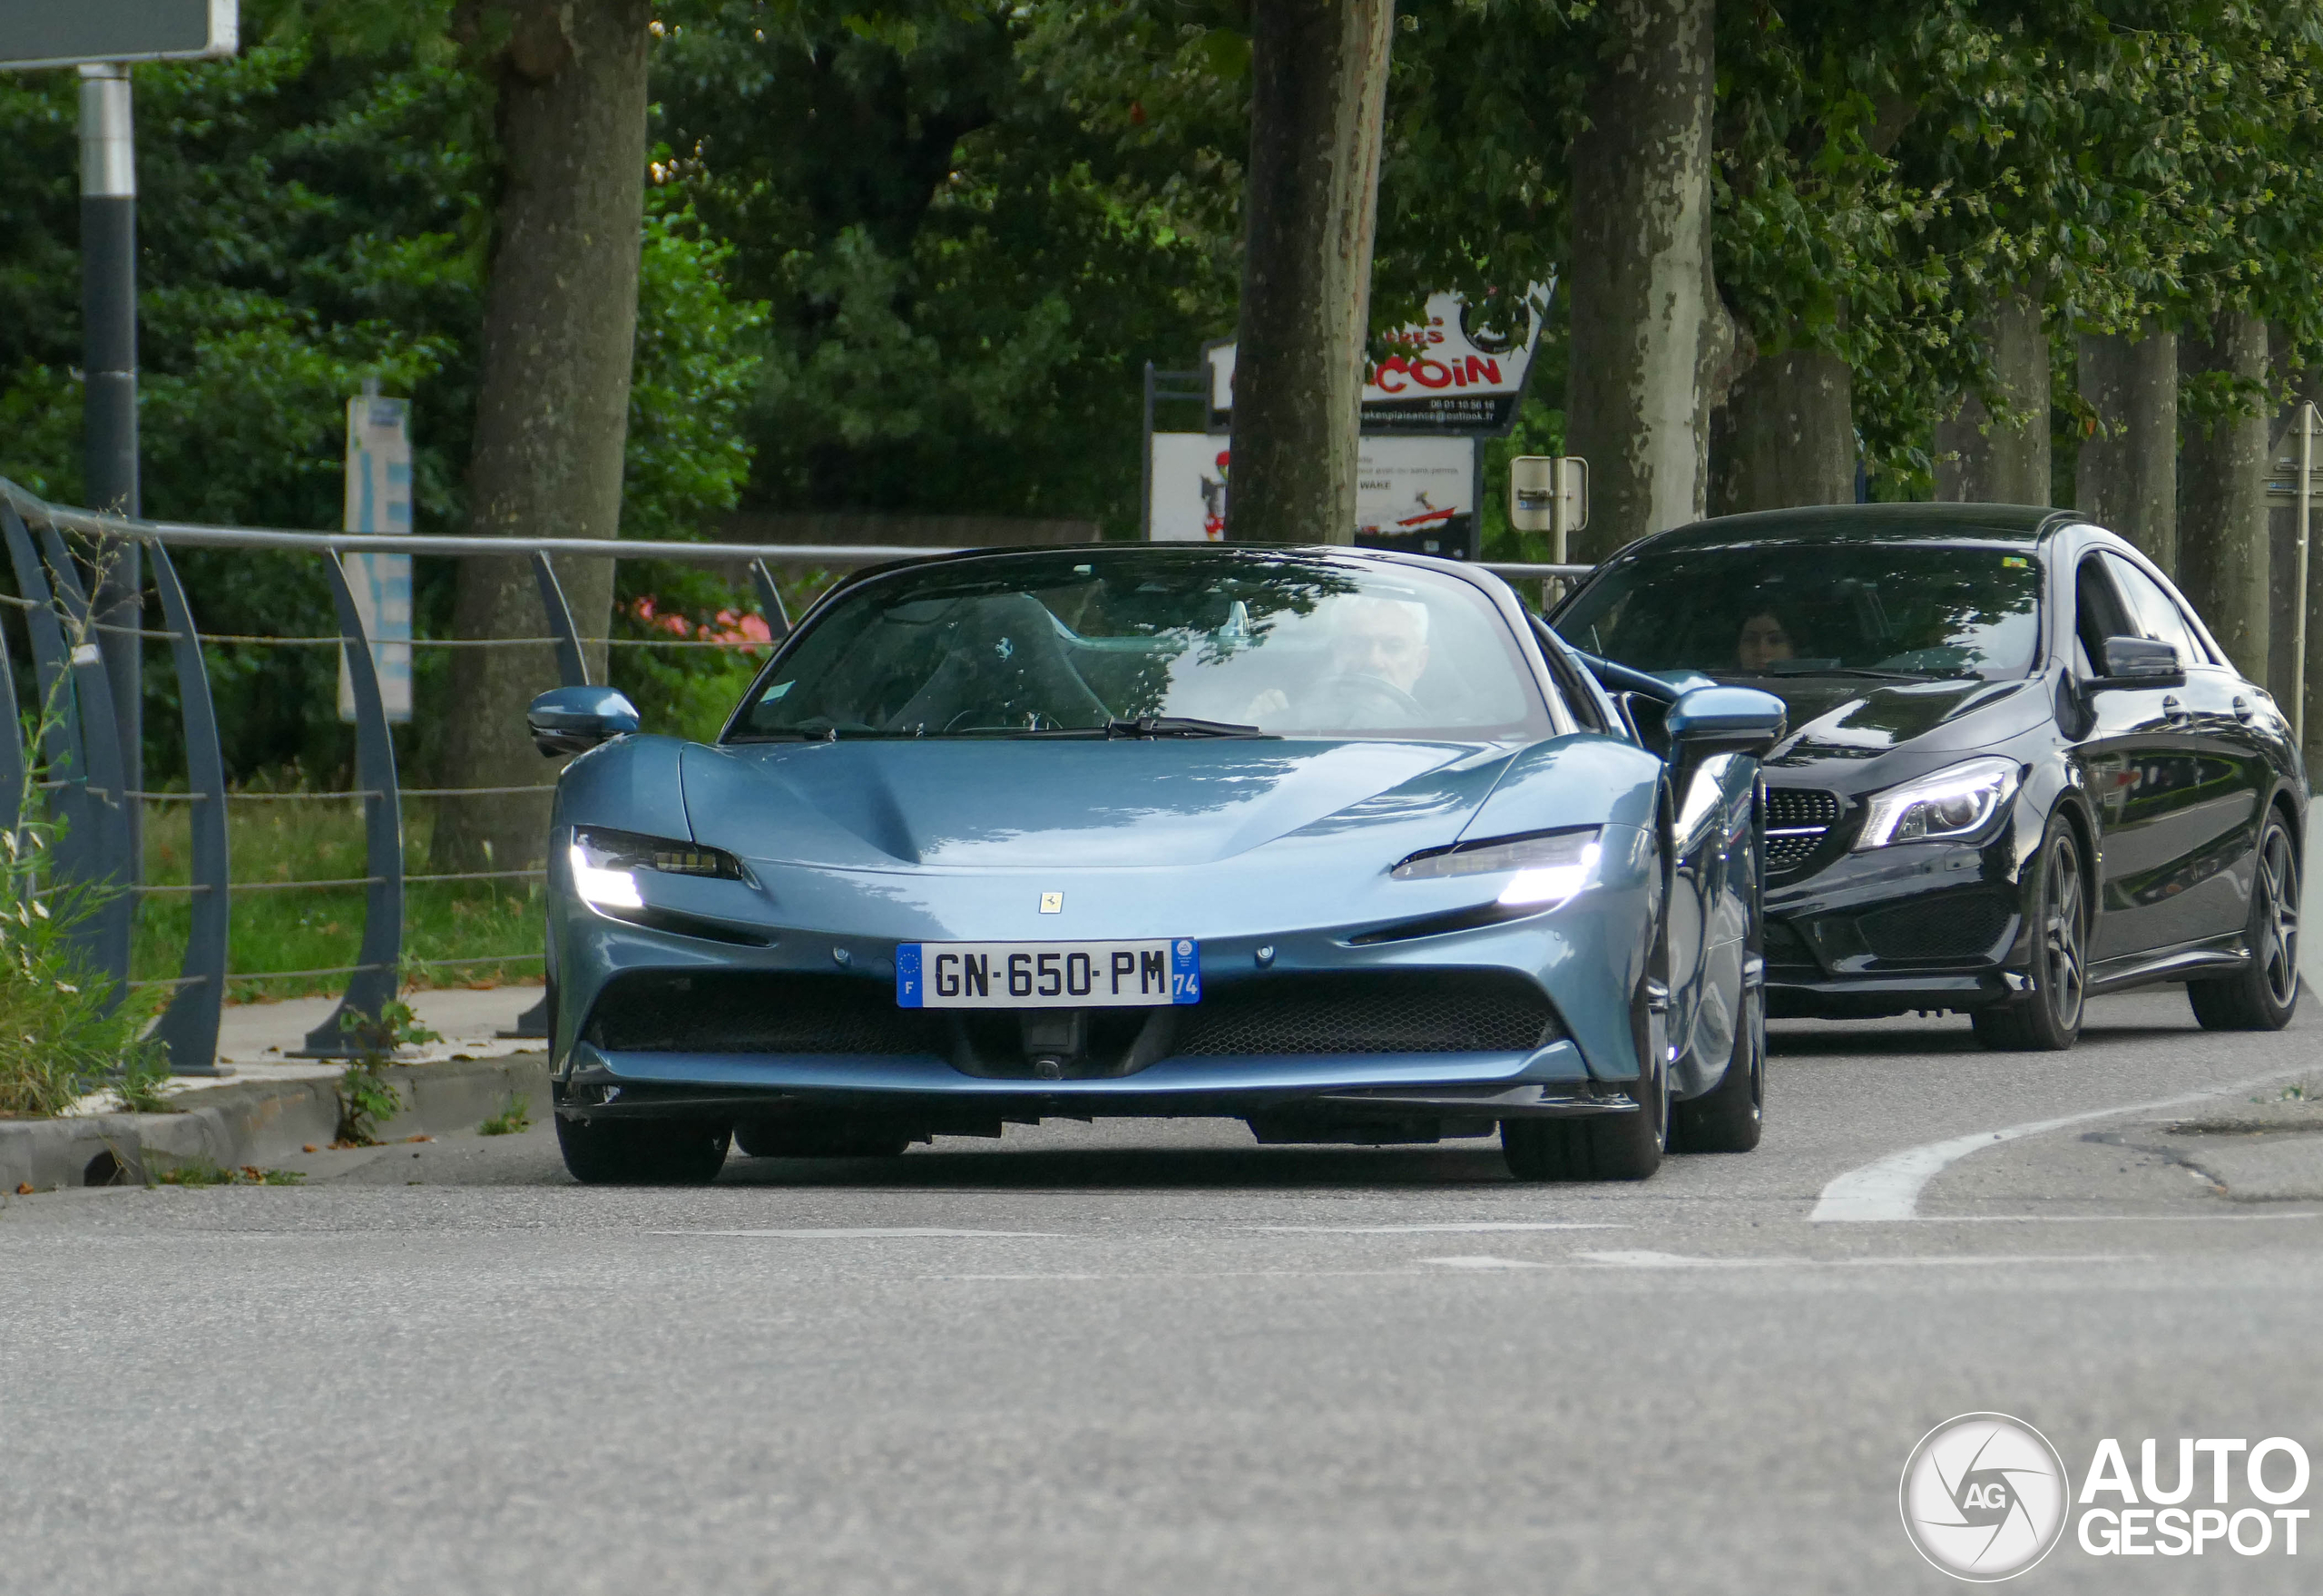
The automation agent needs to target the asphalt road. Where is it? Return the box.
[4,989,2320,1595]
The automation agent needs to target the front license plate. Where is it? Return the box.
[896,940,1200,1009]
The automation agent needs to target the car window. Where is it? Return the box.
[729,549,1554,741]
[2099,553,2210,668]
[2073,555,2128,675]
[1554,542,2043,682]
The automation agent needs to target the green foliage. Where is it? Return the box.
[332,957,439,1144]
[477,1092,531,1135]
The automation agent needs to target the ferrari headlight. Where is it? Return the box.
[1393,827,1603,909]
[1855,758,2020,850]
[569,826,745,909]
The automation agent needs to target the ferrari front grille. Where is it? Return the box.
[584,970,946,1055]
[1171,972,1560,1056]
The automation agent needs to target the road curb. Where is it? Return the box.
[0,1053,552,1199]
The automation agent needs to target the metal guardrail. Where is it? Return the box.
[0,478,1592,1072]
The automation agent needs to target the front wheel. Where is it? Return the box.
[1671,984,1763,1153]
[2189,809,2300,1031]
[1972,811,2088,1052]
[1504,982,1668,1181]
[556,1115,730,1185]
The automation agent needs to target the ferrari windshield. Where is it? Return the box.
[1555,542,2044,682]
[730,549,1551,740]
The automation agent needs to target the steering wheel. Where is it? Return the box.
[1308,671,1426,728]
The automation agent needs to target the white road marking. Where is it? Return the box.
[1571,1250,2146,1269]
[1246,1222,1624,1235]
[1910,1210,2323,1223]
[1422,1256,1556,1269]
[657,1228,1063,1239]
[1810,1062,2322,1223]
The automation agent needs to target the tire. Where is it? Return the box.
[735,1121,912,1160]
[2189,809,2301,1031]
[1504,977,1669,1181]
[1972,810,2089,1052]
[555,1115,730,1185]
[1671,984,1763,1152]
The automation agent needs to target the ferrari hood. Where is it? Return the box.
[679,738,1502,870]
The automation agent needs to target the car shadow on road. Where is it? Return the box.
[716,1141,1520,1190]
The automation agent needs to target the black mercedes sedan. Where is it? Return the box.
[1552,504,2305,1049]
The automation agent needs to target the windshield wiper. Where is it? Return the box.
[1751,664,1936,682]
[1020,716,1276,740]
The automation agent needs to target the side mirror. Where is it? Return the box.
[528,686,640,756]
[2093,635,2185,690]
[1665,685,1787,760]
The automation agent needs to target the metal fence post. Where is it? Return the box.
[0,586,22,839]
[33,520,136,990]
[529,551,590,689]
[749,559,793,641]
[296,553,405,1055]
[3,507,134,990]
[146,539,230,1075]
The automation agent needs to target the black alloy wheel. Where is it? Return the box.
[1972,812,2088,1052]
[2190,810,2301,1032]
[555,1115,731,1185]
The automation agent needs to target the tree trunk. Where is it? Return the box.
[1709,347,1853,514]
[2178,310,2271,682]
[432,0,652,873]
[2074,326,2177,571]
[1564,0,1723,562]
[1935,292,2050,504]
[1223,0,1393,545]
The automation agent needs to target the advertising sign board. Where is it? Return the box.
[338,391,414,723]
[1202,285,1549,436]
[1147,434,1479,561]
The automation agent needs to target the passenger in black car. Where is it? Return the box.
[1735,603,1802,672]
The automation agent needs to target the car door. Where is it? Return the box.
[2099,551,2269,945]
[2069,553,2228,961]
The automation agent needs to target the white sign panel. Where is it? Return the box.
[338,392,413,723]
[1203,285,1549,436]
[1147,433,1477,559]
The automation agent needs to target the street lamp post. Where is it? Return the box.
[80,62,142,867]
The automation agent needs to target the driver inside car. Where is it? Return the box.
[1243,595,1431,727]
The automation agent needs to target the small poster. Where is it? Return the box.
[337,392,413,723]
[1146,433,1477,560]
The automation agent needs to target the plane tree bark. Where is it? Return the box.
[2075,325,2178,569]
[1935,292,2050,504]
[433,0,652,873]
[1564,0,1725,561]
[2179,310,2272,681]
[1224,0,1394,545]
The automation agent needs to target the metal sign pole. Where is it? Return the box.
[80,62,142,876]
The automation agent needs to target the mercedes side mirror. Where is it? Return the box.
[2093,635,2185,690]
[1665,685,1788,761]
[528,686,641,756]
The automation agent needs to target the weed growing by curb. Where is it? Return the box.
[332,960,443,1145]
[478,1092,532,1136]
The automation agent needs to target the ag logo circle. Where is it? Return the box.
[1898,1413,2069,1581]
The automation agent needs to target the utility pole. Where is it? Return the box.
[81,62,142,865]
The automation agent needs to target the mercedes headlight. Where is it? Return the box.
[1393,827,1603,909]
[1855,758,2021,850]
[569,826,746,910]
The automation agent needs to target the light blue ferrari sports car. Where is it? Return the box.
[527,544,1785,1185]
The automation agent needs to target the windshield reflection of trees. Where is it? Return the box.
[743,554,1362,735]
[1561,543,2041,681]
